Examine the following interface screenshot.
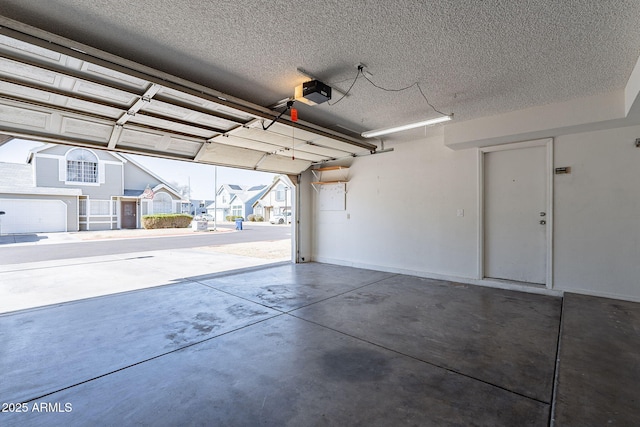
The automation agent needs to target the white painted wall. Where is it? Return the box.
[313,128,478,279]
[554,125,640,300]
[311,125,640,302]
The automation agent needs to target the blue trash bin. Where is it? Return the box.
[235,218,243,230]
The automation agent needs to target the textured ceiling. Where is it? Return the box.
[1,0,640,142]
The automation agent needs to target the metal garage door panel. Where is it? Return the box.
[1,199,66,233]
[293,142,351,159]
[0,29,374,175]
[82,62,149,91]
[247,121,363,155]
[65,98,122,118]
[212,134,282,152]
[142,101,239,131]
[127,115,216,138]
[257,155,311,174]
[117,128,166,150]
[196,142,267,168]
[143,99,205,120]
[266,149,327,163]
[0,80,124,119]
[157,87,254,122]
[0,34,61,63]
[0,99,112,146]
[71,80,137,106]
[232,127,302,147]
[0,102,51,132]
[0,57,57,86]
[166,137,203,157]
[60,116,113,143]
[116,127,203,157]
[0,57,138,108]
[0,80,54,102]
[190,113,242,131]
[213,134,329,162]
[228,127,350,159]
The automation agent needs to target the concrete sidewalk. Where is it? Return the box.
[0,220,281,246]
[0,224,236,246]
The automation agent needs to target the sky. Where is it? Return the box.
[0,139,276,199]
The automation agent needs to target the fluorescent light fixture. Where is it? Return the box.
[361,115,452,138]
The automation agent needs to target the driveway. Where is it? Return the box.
[0,222,291,314]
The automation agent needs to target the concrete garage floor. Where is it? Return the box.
[1,263,638,426]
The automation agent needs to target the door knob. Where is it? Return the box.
[540,220,546,225]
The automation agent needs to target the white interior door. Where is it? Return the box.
[484,144,548,285]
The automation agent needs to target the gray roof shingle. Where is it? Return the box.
[0,162,34,189]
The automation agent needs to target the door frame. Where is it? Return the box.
[477,138,554,289]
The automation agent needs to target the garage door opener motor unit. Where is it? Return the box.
[294,80,332,105]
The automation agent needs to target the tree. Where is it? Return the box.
[169,181,190,199]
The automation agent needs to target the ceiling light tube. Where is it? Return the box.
[361,115,452,138]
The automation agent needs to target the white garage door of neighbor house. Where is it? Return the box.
[0,199,67,234]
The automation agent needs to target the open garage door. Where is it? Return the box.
[0,20,376,175]
[1,199,67,233]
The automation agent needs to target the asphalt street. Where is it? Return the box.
[0,223,291,265]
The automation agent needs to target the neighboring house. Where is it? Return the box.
[0,144,188,233]
[188,199,215,216]
[252,175,293,223]
[207,184,267,221]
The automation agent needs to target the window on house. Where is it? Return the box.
[231,205,242,217]
[275,184,285,201]
[89,200,112,215]
[67,149,98,183]
[153,192,173,214]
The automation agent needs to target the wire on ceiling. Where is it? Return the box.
[328,65,449,117]
[327,68,361,106]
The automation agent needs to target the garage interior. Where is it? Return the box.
[0,2,639,426]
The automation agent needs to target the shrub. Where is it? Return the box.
[142,214,193,229]
[254,215,264,222]
[225,215,244,221]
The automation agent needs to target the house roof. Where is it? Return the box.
[27,143,127,164]
[219,184,267,199]
[120,154,183,197]
[233,185,267,204]
[0,162,81,196]
[208,184,268,209]
[0,162,34,188]
[151,183,186,201]
[253,175,293,208]
[123,184,186,201]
